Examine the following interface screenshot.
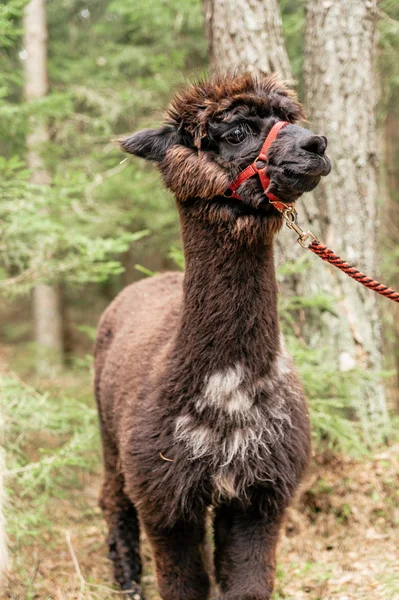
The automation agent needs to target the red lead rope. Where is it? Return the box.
[226,123,399,304]
[280,208,399,304]
[308,240,399,303]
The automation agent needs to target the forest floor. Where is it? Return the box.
[1,343,398,600]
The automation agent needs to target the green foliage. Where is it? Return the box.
[378,1,399,113]
[0,156,147,295]
[287,337,369,455]
[134,264,158,277]
[168,245,185,270]
[1,374,99,543]
[280,0,306,88]
[0,0,206,300]
[279,278,387,454]
[0,0,207,550]
[0,0,27,48]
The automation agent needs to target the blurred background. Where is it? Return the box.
[0,0,398,598]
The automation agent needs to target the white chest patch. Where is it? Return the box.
[195,363,253,415]
[174,358,295,500]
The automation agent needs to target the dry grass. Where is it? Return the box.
[2,444,398,600]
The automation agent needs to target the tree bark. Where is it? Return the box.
[202,0,291,78]
[201,0,388,441]
[201,0,300,267]
[302,0,388,437]
[23,0,64,373]
[383,112,399,402]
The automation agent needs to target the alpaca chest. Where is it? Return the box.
[174,363,294,500]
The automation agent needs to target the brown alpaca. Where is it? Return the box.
[94,73,331,600]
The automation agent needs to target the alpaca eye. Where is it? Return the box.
[224,125,248,145]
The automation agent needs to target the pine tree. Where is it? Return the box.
[1,0,206,358]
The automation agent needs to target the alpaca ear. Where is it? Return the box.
[120,126,178,162]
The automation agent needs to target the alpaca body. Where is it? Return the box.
[95,212,310,600]
[96,274,308,526]
[95,73,331,600]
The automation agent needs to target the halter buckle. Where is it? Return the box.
[282,207,318,248]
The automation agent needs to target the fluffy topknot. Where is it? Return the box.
[166,73,305,145]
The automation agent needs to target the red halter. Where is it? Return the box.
[225,121,290,212]
[225,122,399,305]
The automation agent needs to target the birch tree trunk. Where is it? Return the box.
[303,0,388,437]
[201,0,388,440]
[23,0,64,373]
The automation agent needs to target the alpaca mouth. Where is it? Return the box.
[266,166,319,196]
[267,156,331,198]
[282,158,331,179]
[282,167,321,193]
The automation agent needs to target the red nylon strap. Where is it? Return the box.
[226,121,289,211]
[257,120,288,160]
[229,164,258,193]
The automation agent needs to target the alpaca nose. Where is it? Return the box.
[300,135,327,157]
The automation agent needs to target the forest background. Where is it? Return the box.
[0,0,398,598]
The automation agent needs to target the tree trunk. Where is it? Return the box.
[302,0,388,437]
[201,0,301,267]
[23,0,64,373]
[202,0,291,78]
[201,0,388,441]
[383,110,399,402]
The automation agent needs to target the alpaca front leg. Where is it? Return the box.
[144,518,211,600]
[214,501,284,600]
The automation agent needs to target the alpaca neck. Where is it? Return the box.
[175,207,281,380]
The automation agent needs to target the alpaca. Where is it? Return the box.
[94,73,331,600]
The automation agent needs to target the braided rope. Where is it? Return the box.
[308,240,399,303]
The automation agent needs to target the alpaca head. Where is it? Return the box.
[121,74,331,235]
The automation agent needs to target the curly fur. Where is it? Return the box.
[160,146,230,200]
[166,73,305,145]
